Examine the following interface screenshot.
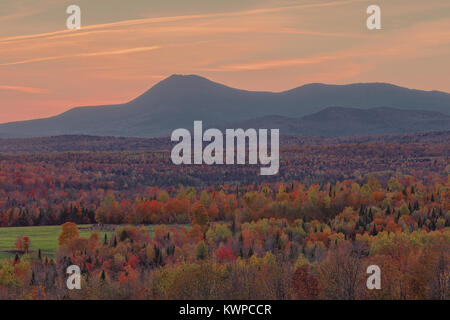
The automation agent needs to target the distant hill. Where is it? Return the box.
[227,106,450,136]
[0,135,170,154]
[0,74,449,138]
[1,131,449,154]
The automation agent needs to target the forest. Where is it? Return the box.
[0,133,448,299]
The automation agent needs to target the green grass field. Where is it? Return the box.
[0,224,188,260]
[0,225,111,259]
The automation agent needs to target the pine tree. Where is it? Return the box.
[231,219,236,235]
[371,225,378,236]
[30,271,36,285]
[359,206,364,216]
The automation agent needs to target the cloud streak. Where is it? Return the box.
[0,0,364,44]
[0,85,51,94]
[0,46,162,66]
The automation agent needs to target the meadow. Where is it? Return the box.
[0,224,187,259]
[0,225,108,259]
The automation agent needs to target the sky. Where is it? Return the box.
[0,0,449,123]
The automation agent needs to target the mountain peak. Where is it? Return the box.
[130,74,237,105]
[167,74,207,81]
[156,74,222,88]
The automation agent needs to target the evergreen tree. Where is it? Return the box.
[30,271,36,285]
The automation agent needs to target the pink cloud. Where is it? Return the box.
[0,85,51,94]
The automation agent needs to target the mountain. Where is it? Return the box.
[1,74,449,138]
[226,107,450,136]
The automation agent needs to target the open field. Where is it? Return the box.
[0,225,110,259]
[0,224,188,260]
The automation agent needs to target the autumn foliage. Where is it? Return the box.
[58,222,80,246]
[0,134,448,300]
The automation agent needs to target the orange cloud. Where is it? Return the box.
[0,46,162,66]
[0,0,364,44]
[198,17,450,73]
[201,55,337,72]
[0,85,50,94]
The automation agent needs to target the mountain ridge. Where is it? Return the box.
[1,74,449,138]
[223,106,450,136]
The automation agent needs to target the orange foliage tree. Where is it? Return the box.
[58,222,80,246]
